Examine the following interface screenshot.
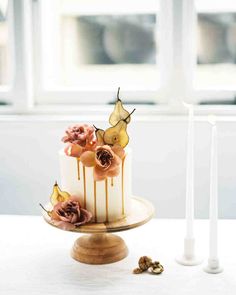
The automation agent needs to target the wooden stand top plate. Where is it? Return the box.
[43,197,154,234]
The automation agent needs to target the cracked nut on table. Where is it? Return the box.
[133,257,164,275]
[148,261,164,275]
[138,256,153,271]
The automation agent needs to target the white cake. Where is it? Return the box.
[59,148,132,222]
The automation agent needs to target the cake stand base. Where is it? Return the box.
[71,233,128,264]
[43,197,154,265]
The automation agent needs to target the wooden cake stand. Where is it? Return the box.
[43,197,154,265]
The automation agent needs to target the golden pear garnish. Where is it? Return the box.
[50,181,70,205]
[103,120,129,147]
[109,87,131,126]
[103,109,135,148]
[93,125,105,145]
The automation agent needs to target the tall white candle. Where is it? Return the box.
[176,103,202,265]
[209,123,218,260]
[186,105,194,239]
[203,117,222,273]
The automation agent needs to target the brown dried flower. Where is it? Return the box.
[62,124,96,148]
[51,196,92,230]
[81,145,124,181]
[138,256,153,271]
[62,124,97,157]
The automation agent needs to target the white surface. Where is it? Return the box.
[59,149,131,222]
[0,216,235,295]
[1,118,236,218]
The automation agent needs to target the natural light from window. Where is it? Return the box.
[40,0,160,91]
[0,14,10,86]
[195,0,236,90]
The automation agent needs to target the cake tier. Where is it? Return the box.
[59,149,132,222]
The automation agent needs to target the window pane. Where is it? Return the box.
[195,1,236,90]
[0,15,10,86]
[40,0,159,91]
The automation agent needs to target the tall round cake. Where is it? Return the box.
[41,89,136,230]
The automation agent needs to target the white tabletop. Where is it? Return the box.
[0,216,235,295]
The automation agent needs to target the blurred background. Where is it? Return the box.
[0,0,236,218]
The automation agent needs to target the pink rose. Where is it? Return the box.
[80,144,125,181]
[51,196,92,230]
[62,124,97,156]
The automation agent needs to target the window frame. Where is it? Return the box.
[0,0,34,110]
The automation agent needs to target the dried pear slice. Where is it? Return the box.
[50,182,70,205]
[93,125,105,145]
[118,127,129,147]
[103,120,129,148]
[104,109,135,148]
[109,87,131,126]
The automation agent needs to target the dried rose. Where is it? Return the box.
[62,124,96,157]
[80,144,125,181]
[51,196,92,230]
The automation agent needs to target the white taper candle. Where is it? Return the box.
[209,123,218,260]
[176,103,202,266]
[186,105,194,239]
[203,117,222,273]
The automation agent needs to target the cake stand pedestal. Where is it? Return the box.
[43,197,154,265]
[72,233,128,264]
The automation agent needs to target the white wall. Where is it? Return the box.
[1,115,236,218]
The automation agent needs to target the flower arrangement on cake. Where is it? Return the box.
[40,182,93,230]
[41,88,135,229]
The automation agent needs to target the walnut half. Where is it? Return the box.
[138,256,153,271]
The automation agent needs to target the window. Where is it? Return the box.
[0,0,12,105]
[35,0,161,104]
[0,16,10,85]
[194,0,236,104]
[1,0,236,112]
[40,1,158,89]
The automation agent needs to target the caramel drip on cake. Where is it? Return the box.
[111,177,114,187]
[105,178,109,222]
[94,180,97,223]
[77,158,80,180]
[83,166,86,209]
[121,156,126,215]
